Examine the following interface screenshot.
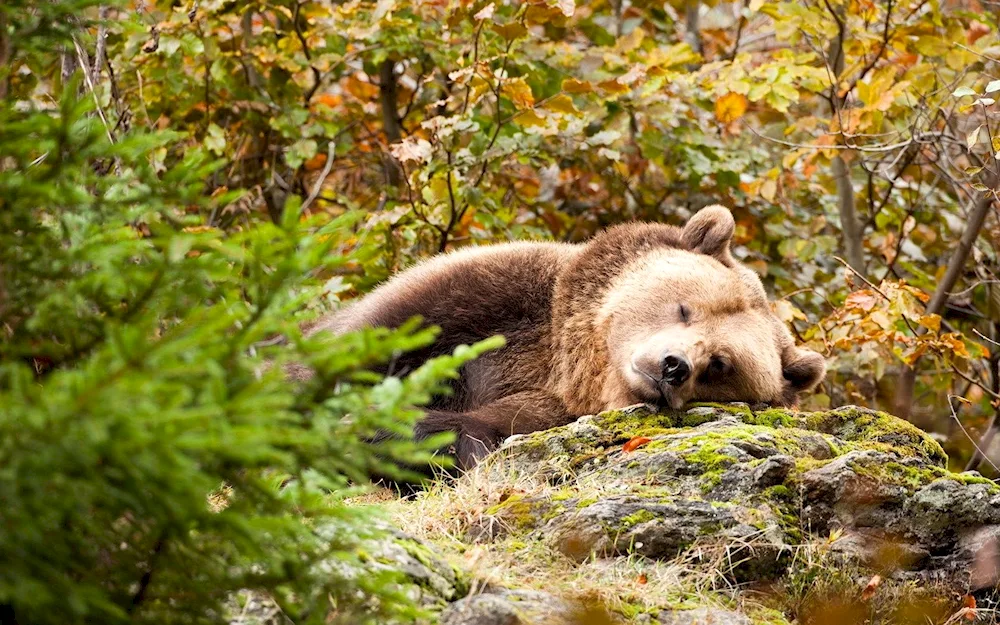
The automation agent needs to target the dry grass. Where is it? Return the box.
[377,457,758,620]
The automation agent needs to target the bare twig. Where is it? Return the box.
[292,0,323,105]
[950,395,1000,474]
[93,5,110,82]
[72,37,117,148]
[301,142,336,212]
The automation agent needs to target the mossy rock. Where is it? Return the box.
[389,404,1000,624]
[478,404,1000,590]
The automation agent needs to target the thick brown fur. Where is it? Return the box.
[298,206,826,469]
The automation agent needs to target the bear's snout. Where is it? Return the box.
[627,347,697,409]
[661,352,692,386]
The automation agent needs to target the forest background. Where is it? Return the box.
[2,0,1000,621]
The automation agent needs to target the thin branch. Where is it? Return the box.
[71,36,119,161]
[129,536,166,614]
[727,0,750,61]
[301,142,336,212]
[745,125,941,153]
[93,5,110,81]
[974,328,1000,348]
[950,395,1000,473]
[292,0,323,105]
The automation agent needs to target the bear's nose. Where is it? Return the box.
[661,353,692,386]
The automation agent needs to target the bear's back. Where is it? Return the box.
[310,240,579,354]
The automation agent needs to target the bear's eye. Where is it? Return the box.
[678,303,691,324]
[699,356,731,383]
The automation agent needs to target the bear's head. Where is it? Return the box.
[586,206,826,410]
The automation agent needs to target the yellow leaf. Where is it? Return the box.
[615,27,645,54]
[597,78,630,94]
[492,22,528,40]
[502,77,535,110]
[760,178,777,203]
[715,92,748,123]
[772,299,807,323]
[562,78,593,93]
[544,94,579,115]
[524,4,560,24]
[512,109,547,127]
[918,314,941,333]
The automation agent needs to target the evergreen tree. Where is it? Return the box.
[0,2,495,622]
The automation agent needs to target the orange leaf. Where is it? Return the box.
[304,152,328,171]
[860,574,881,600]
[312,93,342,109]
[623,436,652,453]
[715,92,748,124]
[968,21,991,45]
[637,573,648,585]
[962,594,977,620]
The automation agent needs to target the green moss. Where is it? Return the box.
[397,536,471,599]
[551,488,574,502]
[844,459,946,493]
[592,408,677,441]
[848,459,1000,494]
[766,484,793,500]
[700,471,724,492]
[687,402,754,420]
[801,406,948,466]
[750,408,799,428]
[948,471,1000,489]
[577,496,599,508]
[541,504,567,523]
[619,509,656,529]
[744,606,794,625]
[485,494,539,530]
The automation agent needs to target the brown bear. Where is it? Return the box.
[303,205,826,469]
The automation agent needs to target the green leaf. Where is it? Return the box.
[203,123,226,155]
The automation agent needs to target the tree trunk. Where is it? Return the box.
[833,155,865,275]
[379,58,404,187]
[826,5,865,278]
[894,194,994,419]
[0,11,11,100]
[685,1,702,55]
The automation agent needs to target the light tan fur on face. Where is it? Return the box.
[598,248,789,409]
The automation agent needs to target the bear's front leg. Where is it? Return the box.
[416,390,573,469]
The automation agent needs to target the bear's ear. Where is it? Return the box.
[682,205,736,262]
[781,347,826,404]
